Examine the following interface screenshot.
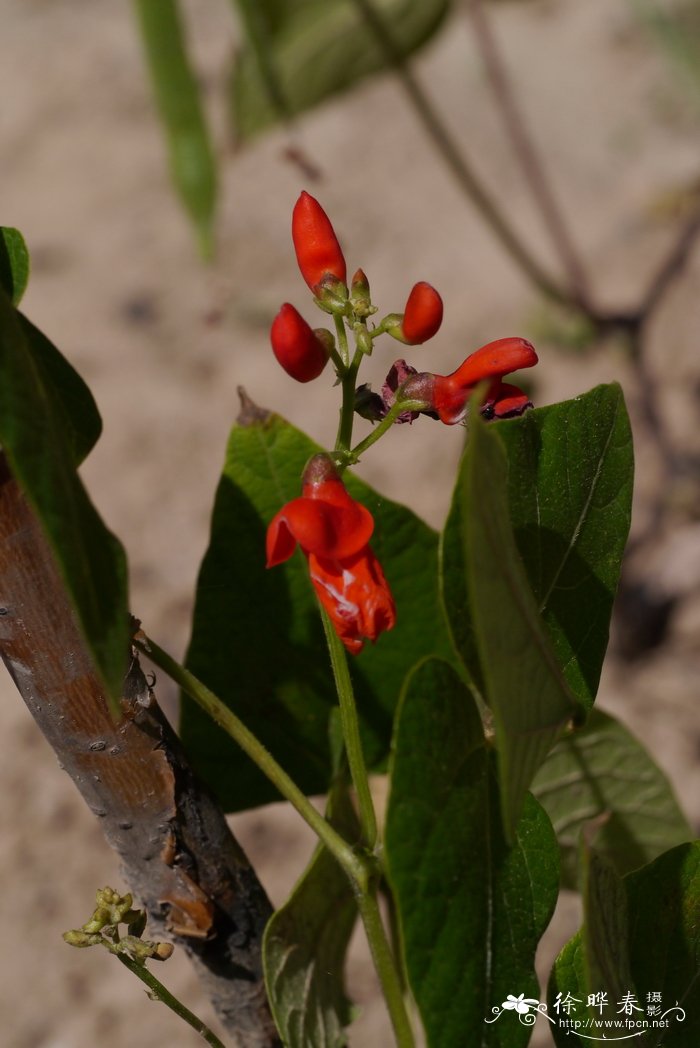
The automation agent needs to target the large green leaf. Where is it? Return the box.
[229,0,450,141]
[442,385,633,714]
[442,410,580,837]
[263,782,359,1047]
[385,657,560,1048]
[496,383,633,710]
[0,226,101,465]
[180,408,454,812]
[532,709,692,888]
[550,842,700,1047]
[0,227,30,306]
[0,287,129,706]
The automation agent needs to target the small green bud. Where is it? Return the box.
[355,327,373,356]
[349,269,377,318]
[63,929,102,948]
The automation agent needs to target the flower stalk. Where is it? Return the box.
[134,635,368,887]
[320,607,378,850]
[136,634,416,1046]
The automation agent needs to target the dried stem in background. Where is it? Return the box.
[466,0,593,310]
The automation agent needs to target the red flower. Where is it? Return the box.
[400,282,443,344]
[266,455,396,654]
[402,337,538,425]
[292,191,347,292]
[271,303,330,382]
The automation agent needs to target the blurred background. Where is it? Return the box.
[1,0,699,1044]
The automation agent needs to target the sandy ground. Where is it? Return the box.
[2,1,699,1045]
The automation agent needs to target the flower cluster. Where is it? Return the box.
[266,191,540,654]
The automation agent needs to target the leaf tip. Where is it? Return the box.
[236,386,273,428]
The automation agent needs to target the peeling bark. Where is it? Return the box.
[0,457,280,1048]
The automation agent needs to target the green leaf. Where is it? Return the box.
[550,842,700,1047]
[0,227,30,305]
[625,843,700,1033]
[578,832,636,1022]
[442,384,633,716]
[532,709,692,888]
[180,409,454,812]
[546,837,635,1042]
[19,315,102,466]
[0,229,98,463]
[385,657,560,1048]
[263,782,359,1047]
[134,0,217,256]
[0,288,129,707]
[496,383,633,711]
[229,0,450,142]
[442,410,579,838]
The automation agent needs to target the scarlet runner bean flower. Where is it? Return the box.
[270,303,331,382]
[266,455,396,654]
[398,281,444,344]
[401,336,538,425]
[292,191,347,293]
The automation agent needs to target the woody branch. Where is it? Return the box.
[0,453,280,1048]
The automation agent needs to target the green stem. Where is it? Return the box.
[346,399,426,465]
[356,891,416,1048]
[135,636,366,886]
[137,637,416,1045]
[114,952,227,1048]
[335,337,362,456]
[320,609,378,850]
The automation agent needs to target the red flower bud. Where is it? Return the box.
[292,191,347,292]
[400,282,443,344]
[270,303,331,383]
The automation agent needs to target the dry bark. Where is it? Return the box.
[0,455,280,1048]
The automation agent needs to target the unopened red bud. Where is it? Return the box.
[292,191,347,292]
[271,303,330,383]
[400,282,443,345]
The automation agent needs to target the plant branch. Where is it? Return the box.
[356,891,416,1048]
[115,953,227,1048]
[640,208,700,321]
[465,0,593,310]
[136,635,368,889]
[140,635,417,1046]
[0,456,279,1048]
[320,610,378,850]
[349,0,574,308]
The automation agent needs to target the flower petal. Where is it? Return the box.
[267,496,373,562]
[308,547,396,654]
[448,337,538,388]
[484,381,532,419]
